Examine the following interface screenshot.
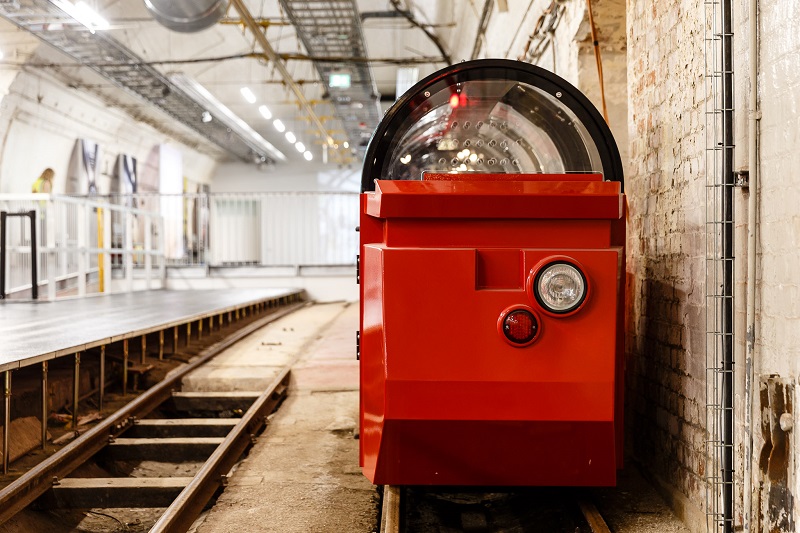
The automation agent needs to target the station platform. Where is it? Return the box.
[0,289,303,373]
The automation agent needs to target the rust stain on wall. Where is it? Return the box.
[757,376,795,533]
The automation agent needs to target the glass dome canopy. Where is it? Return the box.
[361,59,623,192]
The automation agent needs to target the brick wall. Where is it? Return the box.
[743,0,800,530]
[626,0,708,528]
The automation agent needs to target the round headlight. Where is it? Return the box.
[533,261,587,314]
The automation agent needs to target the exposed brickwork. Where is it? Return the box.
[745,0,800,530]
[626,0,708,527]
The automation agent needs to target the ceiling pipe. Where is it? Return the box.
[229,0,334,146]
[389,0,451,65]
[143,0,227,33]
[471,0,493,60]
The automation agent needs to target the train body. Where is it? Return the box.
[358,60,625,486]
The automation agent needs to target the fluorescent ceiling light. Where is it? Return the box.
[285,132,296,143]
[240,87,256,104]
[304,151,313,161]
[259,105,272,119]
[168,73,285,162]
[50,0,109,33]
[329,72,351,89]
[273,119,285,132]
[343,141,349,149]
[295,142,305,153]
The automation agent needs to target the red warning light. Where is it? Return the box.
[449,93,460,108]
[497,306,540,346]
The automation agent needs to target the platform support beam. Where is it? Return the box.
[72,353,80,429]
[159,330,164,361]
[141,335,147,365]
[99,346,105,410]
[3,370,11,474]
[123,339,129,396]
[41,362,48,449]
[173,326,178,354]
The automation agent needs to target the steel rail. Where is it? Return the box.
[0,301,306,524]
[150,368,291,532]
[380,486,402,533]
[578,499,612,533]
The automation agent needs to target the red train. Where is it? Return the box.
[358,59,625,486]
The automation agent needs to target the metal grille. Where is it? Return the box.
[279,0,382,154]
[704,0,735,529]
[0,0,281,163]
[0,194,165,300]
[84,192,359,269]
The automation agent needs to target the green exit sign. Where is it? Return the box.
[329,72,351,88]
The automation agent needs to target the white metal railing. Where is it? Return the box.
[0,194,165,300]
[89,192,359,269]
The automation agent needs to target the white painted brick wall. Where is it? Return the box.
[627,0,800,528]
[627,0,708,529]
[748,0,800,528]
[0,46,218,193]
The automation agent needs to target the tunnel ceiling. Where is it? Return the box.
[0,0,454,167]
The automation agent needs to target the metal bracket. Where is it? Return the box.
[735,170,750,189]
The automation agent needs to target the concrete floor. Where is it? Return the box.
[190,302,378,533]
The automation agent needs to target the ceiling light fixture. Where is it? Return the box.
[168,73,285,162]
[240,86,256,103]
[50,0,110,33]
[285,132,296,144]
[295,142,306,153]
[304,151,313,161]
[201,111,212,123]
[273,119,286,132]
[258,105,272,119]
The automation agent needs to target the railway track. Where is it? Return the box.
[0,299,305,532]
[380,485,613,533]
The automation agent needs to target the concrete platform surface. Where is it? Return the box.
[191,302,378,533]
[0,288,300,372]
[181,304,342,393]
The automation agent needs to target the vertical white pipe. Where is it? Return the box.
[77,203,87,297]
[46,199,56,301]
[159,217,166,287]
[102,208,111,293]
[125,211,133,292]
[144,216,152,290]
[743,0,759,530]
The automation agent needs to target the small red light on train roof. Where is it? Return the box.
[449,93,460,108]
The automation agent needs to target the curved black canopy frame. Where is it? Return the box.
[361,59,624,193]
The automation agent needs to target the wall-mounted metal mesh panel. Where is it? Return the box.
[704,0,735,530]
